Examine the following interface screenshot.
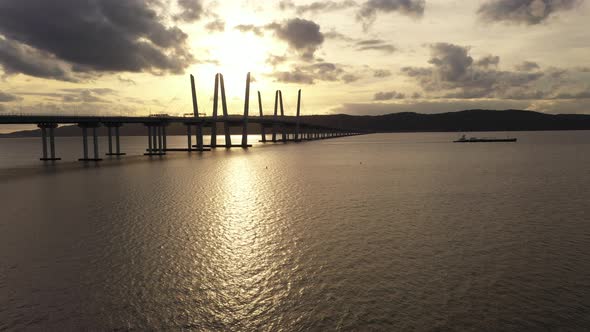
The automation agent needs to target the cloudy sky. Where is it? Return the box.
[0,0,589,131]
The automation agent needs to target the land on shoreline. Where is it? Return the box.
[1,109,590,138]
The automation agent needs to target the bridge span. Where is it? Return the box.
[0,73,367,162]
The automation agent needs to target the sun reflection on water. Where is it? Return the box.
[207,153,286,325]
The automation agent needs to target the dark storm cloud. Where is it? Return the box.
[279,0,357,14]
[356,39,396,53]
[374,69,392,78]
[0,38,75,81]
[0,91,20,102]
[0,0,194,80]
[175,0,204,22]
[267,19,325,60]
[205,19,226,32]
[478,0,581,25]
[515,61,541,71]
[401,43,548,99]
[357,0,425,30]
[374,91,406,100]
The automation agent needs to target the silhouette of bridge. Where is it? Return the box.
[0,73,366,162]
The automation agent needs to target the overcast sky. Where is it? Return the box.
[0,0,589,126]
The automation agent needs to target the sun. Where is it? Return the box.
[188,29,281,114]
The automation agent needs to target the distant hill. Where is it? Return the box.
[1,109,590,138]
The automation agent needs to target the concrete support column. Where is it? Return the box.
[41,127,48,159]
[38,123,60,161]
[211,74,219,148]
[258,91,266,143]
[107,126,113,154]
[162,125,167,151]
[82,127,89,159]
[147,126,153,152]
[115,126,123,155]
[92,127,99,160]
[196,124,204,150]
[157,126,163,154]
[186,125,192,150]
[49,127,56,159]
[220,75,231,148]
[152,125,158,152]
[272,90,278,143]
[279,91,287,143]
[241,72,251,148]
[295,89,301,141]
[78,123,101,161]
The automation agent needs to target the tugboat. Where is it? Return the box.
[454,134,517,143]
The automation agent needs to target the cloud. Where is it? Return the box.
[0,91,21,102]
[175,0,204,22]
[62,90,109,103]
[267,19,325,60]
[478,0,581,25]
[324,31,356,42]
[374,69,392,77]
[0,0,194,80]
[267,55,289,67]
[357,0,425,30]
[15,88,117,103]
[374,91,406,100]
[515,61,541,71]
[235,24,265,36]
[118,76,137,85]
[272,62,353,84]
[332,100,533,115]
[205,19,226,32]
[0,38,76,81]
[342,74,361,83]
[401,43,548,99]
[475,55,500,68]
[279,0,357,14]
[356,39,397,53]
[551,90,590,99]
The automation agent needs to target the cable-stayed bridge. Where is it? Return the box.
[0,73,367,161]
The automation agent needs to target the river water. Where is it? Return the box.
[1,132,589,330]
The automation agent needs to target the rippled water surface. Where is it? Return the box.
[1,132,590,330]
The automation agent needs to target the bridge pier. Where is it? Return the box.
[78,123,102,161]
[258,91,267,143]
[241,73,251,148]
[38,123,61,161]
[279,91,287,143]
[144,123,166,156]
[220,74,232,148]
[186,124,192,150]
[105,123,126,156]
[196,124,204,150]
